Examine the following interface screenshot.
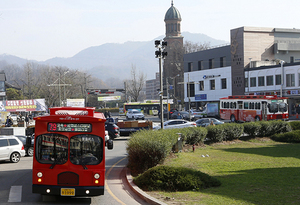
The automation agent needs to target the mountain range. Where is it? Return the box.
[0,32,228,83]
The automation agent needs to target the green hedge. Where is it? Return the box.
[133,165,221,191]
[271,130,300,143]
[289,121,300,130]
[244,120,291,137]
[126,129,179,175]
[206,125,225,142]
[178,127,207,145]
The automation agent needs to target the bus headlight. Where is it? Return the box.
[37,172,43,177]
[94,173,100,179]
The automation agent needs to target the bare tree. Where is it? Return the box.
[126,65,146,102]
[184,41,211,54]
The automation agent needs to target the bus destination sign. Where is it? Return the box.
[48,123,92,132]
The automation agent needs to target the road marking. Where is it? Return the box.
[8,186,22,202]
[105,157,127,205]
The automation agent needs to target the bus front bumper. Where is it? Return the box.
[32,184,104,196]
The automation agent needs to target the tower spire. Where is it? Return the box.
[171,0,173,6]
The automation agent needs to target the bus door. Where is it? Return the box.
[262,101,268,120]
[237,101,243,120]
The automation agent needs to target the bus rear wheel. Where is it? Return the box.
[230,115,236,122]
[255,116,260,121]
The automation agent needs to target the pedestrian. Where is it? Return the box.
[108,111,111,118]
[210,120,215,126]
[5,116,13,127]
[104,111,108,118]
[25,115,29,127]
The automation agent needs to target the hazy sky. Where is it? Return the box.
[1,0,299,61]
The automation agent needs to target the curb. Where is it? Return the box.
[124,168,167,205]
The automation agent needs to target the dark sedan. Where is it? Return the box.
[105,122,120,139]
[171,111,195,121]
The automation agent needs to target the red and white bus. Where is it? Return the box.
[32,107,113,197]
[220,95,289,122]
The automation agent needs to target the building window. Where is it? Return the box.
[266,75,273,86]
[245,78,248,88]
[220,57,226,67]
[290,56,294,63]
[210,79,215,90]
[188,83,195,97]
[299,73,300,87]
[275,75,281,85]
[198,61,203,70]
[286,73,295,87]
[250,77,256,87]
[188,62,193,72]
[199,81,204,91]
[0,82,4,92]
[258,76,264,86]
[221,78,226,89]
[209,59,214,69]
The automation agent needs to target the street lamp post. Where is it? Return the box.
[155,40,167,129]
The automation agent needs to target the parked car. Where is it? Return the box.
[195,118,224,127]
[189,109,205,119]
[153,119,196,130]
[171,111,195,121]
[105,122,120,139]
[126,109,145,120]
[0,136,26,163]
[15,135,34,156]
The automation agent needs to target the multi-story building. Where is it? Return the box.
[145,72,159,100]
[184,26,300,118]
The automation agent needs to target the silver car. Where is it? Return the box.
[153,119,197,130]
[126,109,145,120]
[0,136,26,163]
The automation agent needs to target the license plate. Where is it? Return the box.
[61,188,75,196]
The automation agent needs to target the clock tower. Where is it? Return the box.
[163,1,184,107]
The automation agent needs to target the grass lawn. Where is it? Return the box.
[146,138,300,205]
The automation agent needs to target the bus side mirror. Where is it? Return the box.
[107,139,113,150]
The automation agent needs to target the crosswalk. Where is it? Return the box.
[8,186,22,202]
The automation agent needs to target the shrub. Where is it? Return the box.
[178,127,207,145]
[126,129,179,175]
[271,130,300,143]
[289,121,300,130]
[133,165,221,192]
[206,125,225,142]
[243,122,261,138]
[257,121,273,137]
[222,123,244,141]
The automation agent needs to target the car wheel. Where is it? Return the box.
[10,152,21,163]
[126,116,128,120]
[132,116,134,120]
[27,147,34,156]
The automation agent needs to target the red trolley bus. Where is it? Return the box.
[220,95,289,122]
[32,107,113,197]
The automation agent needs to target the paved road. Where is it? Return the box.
[0,136,149,205]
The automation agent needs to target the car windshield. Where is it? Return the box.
[180,112,189,114]
[133,111,141,114]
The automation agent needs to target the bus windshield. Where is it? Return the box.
[268,102,288,113]
[36,133,68,165]
[70,134,103,166]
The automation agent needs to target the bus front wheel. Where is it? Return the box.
[230,115,236,122]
